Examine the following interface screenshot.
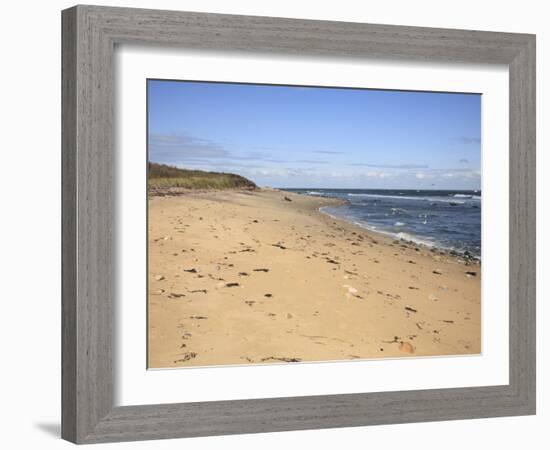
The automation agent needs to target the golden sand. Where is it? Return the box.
[147,189,480,368]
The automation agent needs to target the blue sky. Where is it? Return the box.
[148,80,481,189]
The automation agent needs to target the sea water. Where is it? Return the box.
[284,189,481,259]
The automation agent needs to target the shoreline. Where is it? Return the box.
[148,188,481,368]
[317,204,481,264]
[285,189,480,264]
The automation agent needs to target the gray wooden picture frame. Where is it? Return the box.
[61,4,536,444]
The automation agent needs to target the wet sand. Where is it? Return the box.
[148,188,481,368]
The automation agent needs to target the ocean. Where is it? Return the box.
[283,189,481,259]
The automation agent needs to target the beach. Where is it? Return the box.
[148,188,481,368]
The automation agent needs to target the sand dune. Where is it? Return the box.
[147,188,481,368]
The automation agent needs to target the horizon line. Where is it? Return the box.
[274,187,481,191]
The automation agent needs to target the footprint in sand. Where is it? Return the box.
[174,352,197,363]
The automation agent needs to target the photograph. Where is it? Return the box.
[146,80,482,369]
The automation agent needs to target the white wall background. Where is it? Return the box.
[0,0,546,448]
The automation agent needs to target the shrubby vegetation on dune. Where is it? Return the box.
[148,163,257,190]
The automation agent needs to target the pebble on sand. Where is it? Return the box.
[398,341,415,354]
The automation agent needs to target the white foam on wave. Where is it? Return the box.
[347,193,469,204]
[306,191,325,196]
[394,222,405,227]
[452,194,481,201]
[320,207,437,248]
[395,232,437,248]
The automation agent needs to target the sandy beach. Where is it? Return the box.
[148,188,481,368]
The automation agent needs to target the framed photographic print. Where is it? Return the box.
[62,5,536,444]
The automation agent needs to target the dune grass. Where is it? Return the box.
[148,163,257,190]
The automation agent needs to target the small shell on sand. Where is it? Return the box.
[343,285,358,294]
[155,275,165,281]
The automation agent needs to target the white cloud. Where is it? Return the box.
[365,171,391,179]
[351,163,429,169]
